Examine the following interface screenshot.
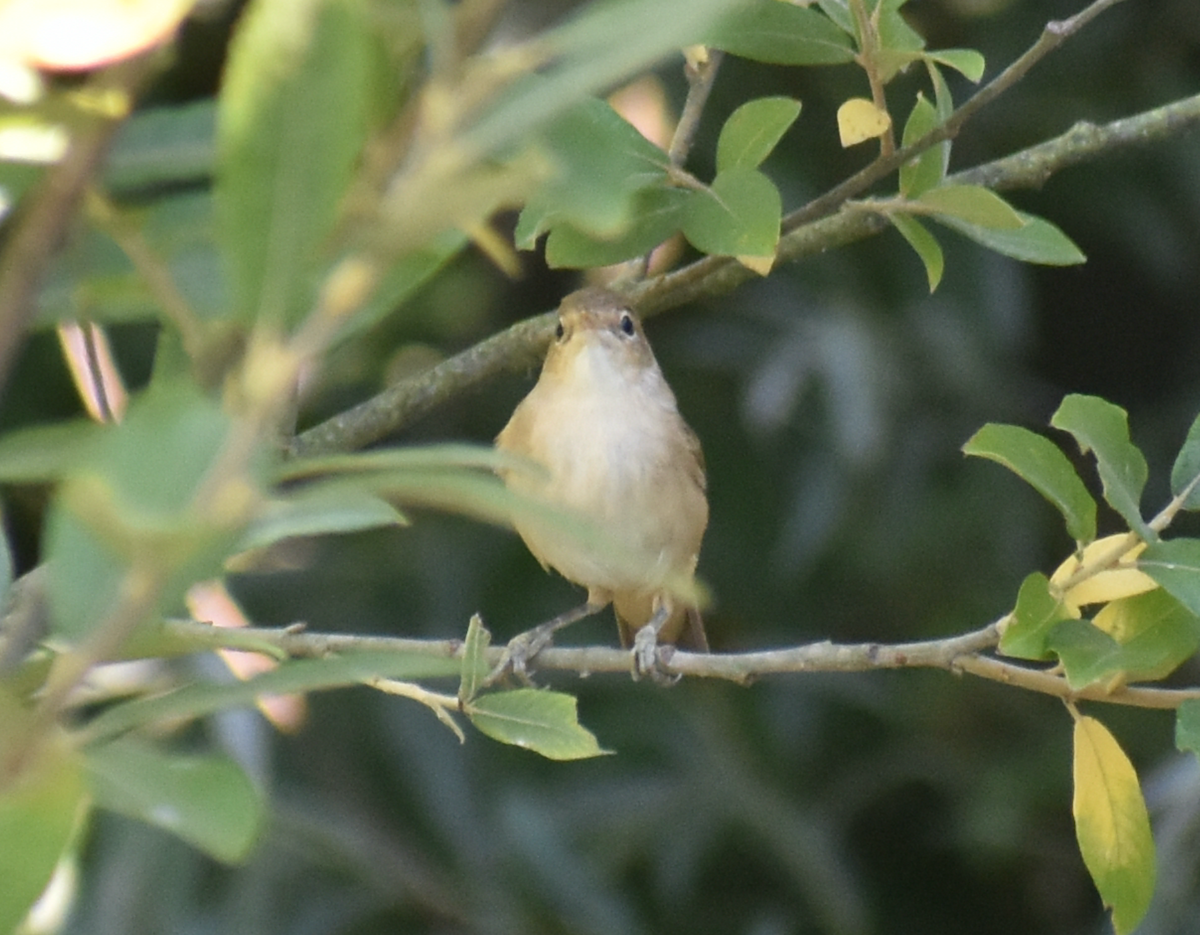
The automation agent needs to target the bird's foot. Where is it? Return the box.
[632,624,680,685]
[484,601,602,687]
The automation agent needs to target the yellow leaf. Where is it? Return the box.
[837,98,890,147]
[1050,534,1157,614]
[736,254,774,275]
[1073,715,1156,935]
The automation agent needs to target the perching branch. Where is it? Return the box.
[160,617,1200,712]
[290,86,1200,456]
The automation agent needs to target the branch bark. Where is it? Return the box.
[162,618,1200,712]
[290,87,1200,457]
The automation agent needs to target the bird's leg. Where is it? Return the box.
[632,603,679,684]
[485,600,605,686]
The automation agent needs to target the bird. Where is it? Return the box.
[495,286,708,675]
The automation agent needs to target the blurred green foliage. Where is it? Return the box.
[1,0,1200,933]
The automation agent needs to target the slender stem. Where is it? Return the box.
[668,49,724,167]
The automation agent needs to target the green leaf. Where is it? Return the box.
[716,96,801,172]
[1072,715,1156,935]
[105,101,216,194]
[515,94,670,245]
[682,166,781,261]
[83,652,463,744]
[458,614,492,705]
[707,2,855,65]
[1051,394,1151,539]
[237,485,407,553]
[1140,538,1200,616]
[899,93,942,198]
[216,0,373,328]
[916,184,1024,229]
[0,419,101,483]
[937,211,1086,265]
[1048,590,1200,688]
[1001,572,1072,660]
[0,697,86,935]
[890,212,943,291]
[815,0,853,35]
[963,422,1097,543]
[541,186,690,269]
[926,48,985,82]
[1175,699,1200,759]
[1169,411,1200,509]
[86,738,264,863]
[466,689,609,760]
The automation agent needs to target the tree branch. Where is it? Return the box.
[161,618,1200,711]
[290,86,1200,456]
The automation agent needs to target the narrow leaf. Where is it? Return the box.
[963,422,1096,543]
[86,738,264,863]
[1072,715,1156,935]
[1001,572,1072,660]
[899,93,942,198]
[916,184,1024,229]
[937,211,1086,265]
[0,420,101,483]
[716,96,801,172]
[926,48,985,82]
[1169,411,1200,509]
[890,212,943,291]
[1051,394,1151,539]
[458,614,492,704]
[237,485,407,553]
[707,3,855,66]
[1140,538,1200,616]
[466,689,609,760]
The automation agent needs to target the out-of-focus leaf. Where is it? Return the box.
[1000,572,1072,660]
[1169,411,1200,509]
[466,688,609,760]
[962,422,1097,543]
[105,101,216,193]
[937,211,1086,265]
[707,2,854,65]
[216,0,373,328]
[682,167,781,264]
[1176,699,1200,760]
[715,97,801,173]
[916,184,1024,229]
[278,443,526,482]
[1140,539,1200,616]
[86,738,264,864]
[515,94,669,245]
[890,212,943,291]
[899,93,941,198]
[926,48,985,81]
[237,485,407,554]
[0,694,86,935]
[1072,715,1156,935]
[1048,619,1123,689]
[83,652,464,744]
[1051,395,1151,539]
[0,420,101,482]
[543,187,689,269]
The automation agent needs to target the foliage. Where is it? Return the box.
[0,0,1199,933]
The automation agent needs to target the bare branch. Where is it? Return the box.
[160,617,1200,712]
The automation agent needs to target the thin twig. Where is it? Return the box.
[155,617,1200,712]
[668,49,724,167]
[289,24,1188,458]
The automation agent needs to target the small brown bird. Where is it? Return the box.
[496,287,708,668]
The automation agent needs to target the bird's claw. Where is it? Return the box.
[484,626,556,687]
[632,624,679,685]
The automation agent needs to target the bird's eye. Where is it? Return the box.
[555,320,565,340]
[619,312,636,336]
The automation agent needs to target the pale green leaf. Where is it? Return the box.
[707,2,854,65]
[962,422,1096,542]
[1000,572,1072,660]
[899,93,942,198]
[466,688,609,760]
[937,211,1086,265]
[916,184,1024,229]
[926,48,985,82]
[1140,538,1200,616]
[458,614,492,705]
[890,212,943,291]
[716,96,801,172]
[682,166,781,261]
[1169,411,1200,509]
